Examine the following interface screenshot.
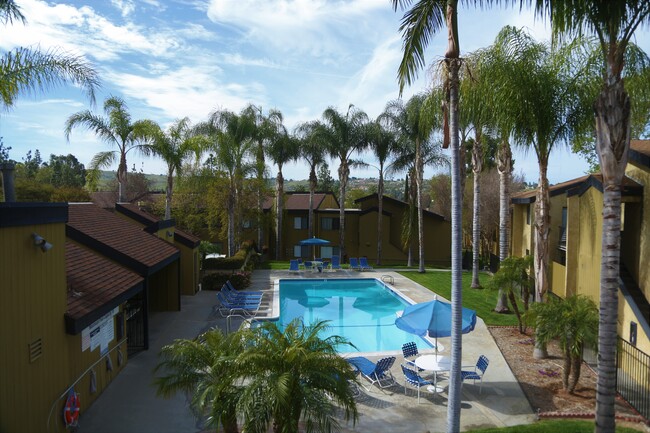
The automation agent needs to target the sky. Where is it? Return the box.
[1,0,649,185]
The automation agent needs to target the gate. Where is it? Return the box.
[125,295,145,356]
[617,337,650,420]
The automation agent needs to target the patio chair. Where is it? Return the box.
[359,257,374,271]
[222,283,262,302]
[304,261,313,271]
[401,342,423,370]
[349,257,361,271]
[461,355,489,394]
[216,291,260,317]
[401,363,434,403]
[289,259,300,272]
[226,280,263,296]
[330,255,342,270]
[347,356,396,389]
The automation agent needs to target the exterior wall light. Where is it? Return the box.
[33,233,53,252]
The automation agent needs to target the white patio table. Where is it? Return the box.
[415,355,450,393]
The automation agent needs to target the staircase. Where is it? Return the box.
[620,265,650,328]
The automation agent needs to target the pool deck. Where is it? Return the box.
[76,269,536,433]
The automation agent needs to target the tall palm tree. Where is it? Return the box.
[235,319,358,433]
[65,96,155,203]
[197,109,256,256]
[366,119,398,266]
[146,117,205,220]
[320,105,368,262]
[393,0,464,429]
[527,1,650,430]
[266,111,299,260]
[0,1,98,111]
[382,93,440,272]
[295,120,326,240]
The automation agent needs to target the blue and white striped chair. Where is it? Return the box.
[401,363,433,403]
[461,355,489,394]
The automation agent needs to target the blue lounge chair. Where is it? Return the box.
[222,284,262,302]
[289,259,300,272]
[359,257,374,271]
[330,255,341,270]
[347,356,396,389]
[349,258,361,271]
[401,363,434,403]
[216,291,260,317]
[226,280,262,296]
[461,355,489,394]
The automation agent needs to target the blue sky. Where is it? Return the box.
[1,0,649,185]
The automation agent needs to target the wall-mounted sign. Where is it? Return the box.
[81,307,119,355]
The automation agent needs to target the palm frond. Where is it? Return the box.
[0,47,99,109]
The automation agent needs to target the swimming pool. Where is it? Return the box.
[277,278,432,353]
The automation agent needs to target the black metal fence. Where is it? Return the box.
[617,337,650,420]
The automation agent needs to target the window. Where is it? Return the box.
[526,205,531,225]
[320,246,339,259]
[321,217,340,230]
[242,219,252,229]
[294,216,308,229]
[294,245,309,257]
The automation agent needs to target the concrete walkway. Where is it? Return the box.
[77,269,535,433]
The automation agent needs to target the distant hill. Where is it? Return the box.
[97,170,167,191]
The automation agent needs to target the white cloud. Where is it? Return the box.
[111,0,135,18]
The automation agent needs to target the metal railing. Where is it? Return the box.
[617,337,650,420]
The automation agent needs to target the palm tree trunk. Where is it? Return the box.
[338,160,349,261]
[562,347,572,391]
[377,166,384,266]
[507,290,523,333]
[275,169,284,260]
[117,152,128,203]
[308,167,317,239]
[533,156,550,359]
[164,166,173,220]
[533,156,550,304]
[568,352,582,394]
[416,138,425,273]
[446,55,463,433]
[257,186,264,253]
[595,78,630,433]
[495,140,512,312]
[471,135,482,287]
[228,190,235,256]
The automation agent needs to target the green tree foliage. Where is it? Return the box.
[528,295,599,393]
[44,153,86,188]
[155,320,358,433]
[317,162,337,194]
[0,138,10,163]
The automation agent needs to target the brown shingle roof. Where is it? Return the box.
[116,203,159,225]
[262,192,332,210]
[90,191,118,209]
[66,203,179,275]
[65,241,143,334]
[511,175,591,201]
[174,227,200,248]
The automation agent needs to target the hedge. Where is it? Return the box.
[202,271,251,291]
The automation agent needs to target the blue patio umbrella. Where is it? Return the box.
[395,299,477,351]
[299,237,331,260]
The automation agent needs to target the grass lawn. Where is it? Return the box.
[466,419,643,432]
[399,270,519,327]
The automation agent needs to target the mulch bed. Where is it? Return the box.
[488,326,648,427]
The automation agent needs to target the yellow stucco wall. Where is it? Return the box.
[625,162,650,301]
[574,187,602,303]
[510,203,533,257]
[619,293,650,355]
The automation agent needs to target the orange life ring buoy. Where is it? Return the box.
[63,389,80,428]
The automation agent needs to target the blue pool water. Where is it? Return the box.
[277,278,432,353]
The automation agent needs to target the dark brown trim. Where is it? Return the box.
[174,231,200,248]
[0,202,68,227]
[629,147,650,169]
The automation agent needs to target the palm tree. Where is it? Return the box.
[526,1,650,430]
[320,105,368,262]
[366,119,398,266]
[197,109,256,256]
[154,328,245,433]
[65,96,156,203]
[265,112,299,260]
[235,319,358,433]
[382,93,440,272]
[529,295,599,393]
[487,255,533,333]
[392,0,464,429]
[295,120,326,240]
[146,118,205,220]
[0,1,98,111]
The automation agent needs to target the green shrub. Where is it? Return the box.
[203,256,245,270]
[201,271,251,291]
